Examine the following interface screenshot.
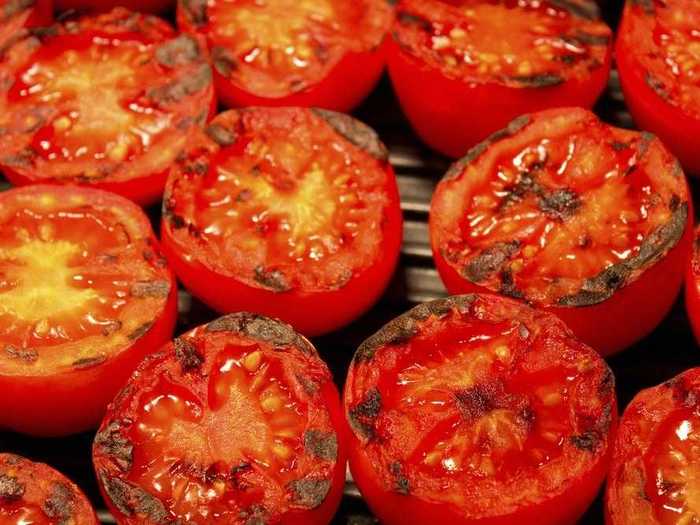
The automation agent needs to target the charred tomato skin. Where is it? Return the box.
[0,0,53,49]
[388,0,612,158]
[430,108,693,356]
[685,227,700,344]
[0,185,177,437]
[93,313,347,525]
[160,107,403,337]
[54,0,173,13]
[0,453,98,524]
[616,0,700,176]
[344,294,617,525]
[176,0,392,112]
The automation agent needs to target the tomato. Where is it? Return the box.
[93,313,347,525]
[0,185,177,437]
[604,367,700,524]
[0,453,98,525]
[0,0,52,53]
[344,294,617,525]
[388,0,612,158]
[429,107,693,356]
[0,8,215,206]
[161,107,403,337]
[686,227,700,343]
[55,0,173,14]
[177,0,393,111]
[616,0,700,176]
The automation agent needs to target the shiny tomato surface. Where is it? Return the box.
[0,8,214,205]
[0,453,98,525]
[389,0,612,157]
[617,0,700,175]
[177,0,393,111]
[0,0,52,52]
[161,107,402,337]
[0,185,177,437]
[345,294,616,525]
[94,313,347,525]
[430,107,693,355]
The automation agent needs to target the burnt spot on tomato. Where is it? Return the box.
[174,337,204,373]
[389,461,410,495]
[42,481,77,522]
[0,473,25,501]
[95,421,134,472]
[128,321,154,341]
[549,0,600,20]
[304,430,338,461]
[4,344,38,362]
[288,476,331,509]
[212,46,236,77]
[147,64,212,104]
[312,109,389,162]
[239,505,268,525]
[205,123,237,147]
[72,354,108,370]
[2,0,36,19]
[464,241,520,283]
[99,473,170,524]
[349,387,382,439]
[254,266,291,292]
[155,34,202,68]
[572,31,611,46]
[511,73,564,88]
[645,73,669,100]
[181,0,208,26]
[538,188,581,220]
[3,147,36,168]
[630,0,655,14]
[396,11,432,31]
[570,430,603,452]
[130,280,171,299]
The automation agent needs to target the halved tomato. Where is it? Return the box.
[429,107,693,356]
[161,107,403,337]
[0,8,215,206]
[344,294,617,525]
[0,453,98,524]
[94,313,347,525]
[0,185,177,437]
[55,0,173,14]
[388,0,612,158]
[616,0,700,176]
[0,0,52,53]
[177,0,393,111]
[686,227,700,343]
[605,367,700,524]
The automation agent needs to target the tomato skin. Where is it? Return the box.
[54,0,173,13]
[685,227,700,343]
[387,16,612,158]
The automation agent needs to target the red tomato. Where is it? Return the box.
[0,8,215,206]
[93,313,347,525]
[686,227,700,343]
[0,185,177,437]
[388,0,612,158]
[0,453,98,525]
[344,294,617,525]
[616,0,700,176]
[605,367,700,524]
[55,0,173,13]
[161,107,403,337]
[176,0,393,111]
[429,107,693,356]
[0,0,52,52]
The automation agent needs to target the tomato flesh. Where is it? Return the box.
[94,314,346,525]
[345,294,615,525]
[0,0,52,52]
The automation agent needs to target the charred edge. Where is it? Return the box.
[572,31,610,46]
[95,422,133,472]
[254,266,291,292]
[637,132,655,159]
[155,34,201,68]
[2,147,35,167]
[212,46,236,76]
[631,0,655,14]
[548,0,600,20]
[99,473,170,524]
[455,383,500,422]
[464,241,520,283]
[349,388,382,439]
[570,431,602,452]
[312,108,389,162]
[645,73,668,100]
[304,430,338,461]
[0,474,24,501]
[598,367,615,398]
[207,312,314,354]
[128,321,154,341]
[2,0,34,20]
[4,344,38,362]
[389,462,410,495]
[182,0,208,26]
[538,188,581,220]
[611,141,631,151]
[510,73,564,88]
[174,337,204,373]
[130,280,171,299]
[240,505,268,525]
[205,123,237,147]
[72,354,108,370]
[296,374,320,396]
[42,482,75,523]
[499,269,524,299]
[354,295,477,362]
[445,115,531,179]
[669,375,700,407]
[102,320,122,336]
[396,11,431,31]
[558,263,630,306]
[147,64,212,104]
[288,477,331,509]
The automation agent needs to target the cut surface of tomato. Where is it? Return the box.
[429,107,692,355]
[0,453,98,525]
[94,313,347,525]
[388,0,612,157]
[0,0,52,52]
[177,0,393,110]
[0,185,177,436]
[606,368,700,525]
[0,8,214,205]
[161,107,402,336]
[344,294,616,525]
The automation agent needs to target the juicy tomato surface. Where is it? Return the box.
[616,0,700,175]
[0,8,215,206]
[161,107,403,337]
[429,107,693,356]
[0,453,98,525]
[686,227,700,343]
[388,0,612,158]
[54,0,174,13]
[344,294,617,525]
[177,0,393,111]
[94,313,347,525]
[0,185,177,437]
[605,367,700,525]
[0,0,52,53]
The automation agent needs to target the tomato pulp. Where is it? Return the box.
[388,0,612,158]
[430,107,693,356]
[345,294,616,525]
[161,107,403,337]
[0,8,214,206]
[617,0,700,175]
[0,185,177,437]
[177,0,393,111]
[0,453,98,525]
[94,313,347,525]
